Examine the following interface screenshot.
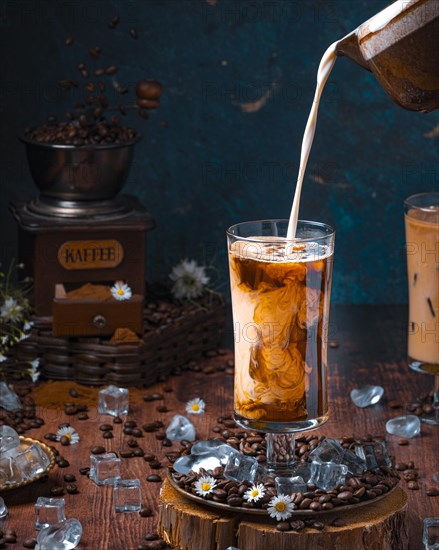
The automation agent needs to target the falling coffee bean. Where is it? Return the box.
[129,28,138,39]
[108,16,120,29]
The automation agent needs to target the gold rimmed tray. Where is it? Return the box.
[0,436,56,492]
[167,470,398,517]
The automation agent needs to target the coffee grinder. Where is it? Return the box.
[10,137,154,338]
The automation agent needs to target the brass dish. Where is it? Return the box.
[0,436,56,492]
[167,470,398,518]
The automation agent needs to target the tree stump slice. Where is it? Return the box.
[158,480,409,550]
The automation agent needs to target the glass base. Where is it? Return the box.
[234,412,328,434]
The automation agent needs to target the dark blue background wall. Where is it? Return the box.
[1,0,438,303]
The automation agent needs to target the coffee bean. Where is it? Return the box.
[44,432,57,441]
[64,406,77,415]
[113,416,123,424]
[290,520,305,531]
[133,448,145,457]
[57,459,70,468]
[120,450,135,459]
[91,446,105,454]
[50,485,64,496]
[149,460,162,469]
[60,435,70,446]
[139,506,153,517]
[78,413,89,420]
[407,481,419,490]
[129,28,138,39]
[4,534,16,543]
[299,498,312,509]
[155,432,166,441]
[103,431,113,439]
[23,538,38,548]
[132,428,143,437]
[398,439,409,446]
[276,521,291,531]
[309,501,322,511]
[79,467,90,475]
[395,462,408,471]
[156,405,168,413]
[143,454,156,462]
[338,491,353,501]
[147,475,162,482]
[331,518,347,527]
[127,438,138,448]
[227,496,243,506]
[426,487,439,496]
[105,66,118,76]
[162,438,172,447]
[312,522,325,531]
[66,483,78,494]
[63,474,76,482]
[99,424,113,431]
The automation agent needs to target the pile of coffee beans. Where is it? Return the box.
[0,387,44,436]
[24,16,162,146]
[172,429,400,522]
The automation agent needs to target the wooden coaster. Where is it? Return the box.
[158,479,409,550]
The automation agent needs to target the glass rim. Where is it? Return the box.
[404,191,439,211]
[226,218,335,243]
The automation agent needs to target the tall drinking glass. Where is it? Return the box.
[405,192,439,426]
[227,219,335,473]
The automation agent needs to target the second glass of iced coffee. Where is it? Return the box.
[227,219,335,471]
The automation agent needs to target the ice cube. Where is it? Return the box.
[114,479,141,513]
[191,439,227,455]
[0,382,21,411]
[98,385,129,417]
[89,453,121,486]
[386,415,421,438]
[423,517,439,550]
[309,438,366,475]
[289,461,313,483]
[224,452,258,483]
[310,461,348,491]
[350,385,384,408]
[165,415,196,442]
[34,497,66,530]
[14,443,50,481]
[0,425,20,456]
[355,441,392,471]
[275,475,307,496]
[0,496,8,519]
[173,444,240,475]
[0,455,17,484]
[36,518,82,550]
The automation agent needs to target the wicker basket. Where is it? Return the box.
[12,288,226,387]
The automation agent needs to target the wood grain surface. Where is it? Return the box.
[1,305,438,550]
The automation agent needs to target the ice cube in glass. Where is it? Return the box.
[275,475,307,496]
[114,479,142,513]
[98,385,129,417]
[34,497,66,530]
[0,425,20,456]
[89,452,121,486]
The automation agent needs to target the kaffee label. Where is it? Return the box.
[58,240,124,270]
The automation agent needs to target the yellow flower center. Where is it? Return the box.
[117,289,125,295]
[191,403,200,411]
[275,502,286,512]
[251,489,259,498]
[201,482,211,492]
[65,433,72,441]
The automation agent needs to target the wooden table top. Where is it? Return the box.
[1,305,438,550]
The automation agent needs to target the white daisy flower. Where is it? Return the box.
[186,397,205,415]
[0,353,7,363]
[244,483,265,503]
[23,321,34,331]
[0,298,23,322]
[31,358,40,383]
[111,281,132,301]
[19,331,31,342]
[194,475,217,497]
[56,426,80,445]
[267,494,295,521]
[169,259,210,300]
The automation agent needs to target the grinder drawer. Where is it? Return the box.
[52,284,144,337]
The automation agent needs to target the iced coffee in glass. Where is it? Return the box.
[227,219,335,433]
[405,192,439,375]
